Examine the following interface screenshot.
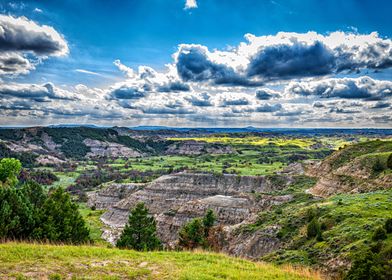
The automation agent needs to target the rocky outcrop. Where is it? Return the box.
[99,172,293,250]
[165,141,234,155]
[83,139,142,158]
[87,183,144,210]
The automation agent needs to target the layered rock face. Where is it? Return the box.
[87,183,144,210]
[98,172,293,254]
[83,139,141,158]
[165,141,234,155]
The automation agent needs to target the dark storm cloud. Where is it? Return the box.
[247,42,335,79]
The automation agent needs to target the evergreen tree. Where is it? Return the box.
[178,218,206,249]
[202,209,216,237]
[0,186,35,239]
[38,188,90,243]
[116,202,161,251]
[0,158,22,187]
[179,209,216,249]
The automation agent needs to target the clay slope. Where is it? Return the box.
[307,140,392,197]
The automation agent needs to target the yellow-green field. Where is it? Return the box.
[0,242,323,280]
[169,136,353,150]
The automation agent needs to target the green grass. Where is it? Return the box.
[78,203,108,245]
[255,189,392,270]
[0,242,322,280]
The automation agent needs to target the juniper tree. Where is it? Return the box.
[116,202,161,251]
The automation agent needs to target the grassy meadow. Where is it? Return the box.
[0,242,323,280]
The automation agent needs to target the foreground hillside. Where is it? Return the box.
[0,242,321,280]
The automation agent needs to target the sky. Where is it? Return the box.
[0,0,391,128]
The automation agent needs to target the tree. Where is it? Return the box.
[202,209,216,236]
[0,186,35,239]
[387,154,392,169]
[116,202,161,251]
[37,188,90,243]
[179,209,216,249]
[178,218,206,249]
[0,158,22,187]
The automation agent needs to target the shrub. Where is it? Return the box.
[179,218,206,249]
[179,209,216,249]
[307,218,321,239]
[372,227,387,241]
[385,218,392,234]
[372,159,385,173]
[116,202,161,251]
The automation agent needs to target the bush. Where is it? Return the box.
[116,202,161,251]
[307,218,322,240]
[179,218,206,249]
[372,227,387,241]
[385,218,392,234]
[179,209,216,249]
[345,250,384,280]
[372,159,385,173]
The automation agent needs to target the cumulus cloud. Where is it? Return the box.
[0,52,34,75]
[175,44,262,86]
[184,92,212,107]
[110,60,190,100]
[255,88,281,100]
[0,15,68,55]
[0,82,78,102]
[256,103,282,112]
[0,14,68,76]
[173,32,392,85]
[285,76,392,100]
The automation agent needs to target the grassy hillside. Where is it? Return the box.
[0,242,322,280]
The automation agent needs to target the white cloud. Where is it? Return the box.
[0,14,68,76]
[184,0,198,10]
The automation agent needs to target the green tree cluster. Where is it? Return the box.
[0,158,90,243]
[116,202,161,251]
[179,209,216,249]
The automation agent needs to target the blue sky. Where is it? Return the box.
[0,0,391,127]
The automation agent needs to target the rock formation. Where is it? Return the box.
[95,172,293,257]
